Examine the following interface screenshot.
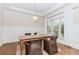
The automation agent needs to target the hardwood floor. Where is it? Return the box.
[55,43,79,55]
[0,42,79,55]
[0,42,18,55]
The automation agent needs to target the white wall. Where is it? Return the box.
[2,9,45,44]
[46,4,79,49]
[0,6,3,46]
[0,8,2,46]
[61,4,79,49]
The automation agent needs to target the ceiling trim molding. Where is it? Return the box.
[7,4,70,17]
[43,3,70,16]
[47,12,64,19]
[9,6,44,16]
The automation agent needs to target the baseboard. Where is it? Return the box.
[0,43,3,47]
[3,41,19,44]
[0,40,19,47]
[0,44,2,47]
[57,40,79,50]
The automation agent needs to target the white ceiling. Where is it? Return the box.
[0,3,66,16]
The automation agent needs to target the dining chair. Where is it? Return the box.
[25,33,31,35]
[44,36,58,55]
[25,39,43,55]
[34,33,38,35]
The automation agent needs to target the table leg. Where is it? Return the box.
[42,40,44,53]
[20,41,23,55]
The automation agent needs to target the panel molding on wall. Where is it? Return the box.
[73,7,79,24]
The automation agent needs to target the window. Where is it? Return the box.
[47,16,64,38]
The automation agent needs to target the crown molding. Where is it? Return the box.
[43,3,70,16]
[9,6,44,16]
[8,4,70,17]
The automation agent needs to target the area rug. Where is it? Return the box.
[16,45,61,55]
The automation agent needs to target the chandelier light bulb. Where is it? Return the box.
[33,15,38,22]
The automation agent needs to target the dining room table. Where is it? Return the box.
[19,34,58,55]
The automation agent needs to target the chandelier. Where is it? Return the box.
[33,3,38,23]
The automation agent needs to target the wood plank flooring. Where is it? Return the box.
[55,43,79,55]
[0,42,79,55]
[0,42,18,55]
